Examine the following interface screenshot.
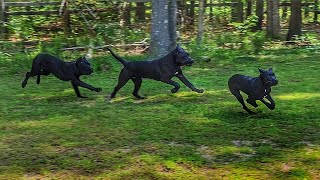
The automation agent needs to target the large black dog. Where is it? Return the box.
[22,54,102,98]
[228,68,278,114]
[106,44,204,99]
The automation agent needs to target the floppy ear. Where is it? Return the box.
[258,68,264,73]
[76,58,82,66]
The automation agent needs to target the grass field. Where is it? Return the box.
[0,49,319,179]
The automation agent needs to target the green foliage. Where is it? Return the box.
[231,15,259,33]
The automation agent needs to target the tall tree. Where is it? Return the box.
[266,0,280,38]
[136,2,146,22]
[150,0,177,58]
[231,0,244,22]
[255,0,264,30]
[188,1,195,25]
[197,0,205,44]
[246,0,252,18]
[315,0,319,22]
[282,0,288,19]
[287,0,302,40]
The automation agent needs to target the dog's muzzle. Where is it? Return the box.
[184,60,194,66]
[267,80,278,86]
[273,80,278,86]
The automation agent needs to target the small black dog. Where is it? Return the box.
[22,54,102,98]
[106,44,203,99]
[228,68,278,114]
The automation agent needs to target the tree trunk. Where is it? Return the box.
[287,0,302,40]
[189,1,195,25]
[246,0,252,18]
[197,0,205,44]
[314,0,318,22]
[255,0,264,30]
[150,0,177,59]
[123,2,131,26]
[209,0,213,21]
[63,0,71,35]
[231,0,244,22]
[0,0,6,39]
[266,0,280,39]
[282,0,288,19]
[136,2,146,22]
[238,1,244,22]
[304,0,309,18]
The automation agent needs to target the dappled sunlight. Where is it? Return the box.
[110,96,131,103]
[197,145,256,163]
[276,92,320,100]
[13,116,75,129]
[1,49,319,179]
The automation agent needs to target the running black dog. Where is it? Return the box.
[106,44,203,99]
[228,68,278,114]
[22,54,102,98]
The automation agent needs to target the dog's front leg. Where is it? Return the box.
[71,82,88,98]
[176,73,203,93]
[260,94,275,110]
[161,78,180,93]
[72,80,102,93]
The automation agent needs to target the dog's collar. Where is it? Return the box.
[264,89,267,97]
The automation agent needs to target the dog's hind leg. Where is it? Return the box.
[132,77,145,99]
[110,69,131,99]
[36,70,50,85]
[22,72,32,88]
[230,88,256,114]
[22,59,43,88]
[246,97,258,108]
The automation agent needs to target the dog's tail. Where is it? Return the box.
[106,47,128,67]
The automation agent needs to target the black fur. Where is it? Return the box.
[107,44,203,99]
[22,54,102,98]
[228,68,278,114]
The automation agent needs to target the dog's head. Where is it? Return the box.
[76,57,93,75]
[174,44,194,66]
[259,68,278,86]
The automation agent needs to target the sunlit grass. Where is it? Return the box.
[0,51,319,179]
[277,92,320,100]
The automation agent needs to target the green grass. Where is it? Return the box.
[0,50,319,179]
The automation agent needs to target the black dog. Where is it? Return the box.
[22,54,102,98]
[106,44,203,99]
[228,68,278,114]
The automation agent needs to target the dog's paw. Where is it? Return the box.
[78,96,88,98]
[105,95,114,102]
[21,82,27,88]
[95,88,102,92]
[246,99,258,108]
[196,89,204,93]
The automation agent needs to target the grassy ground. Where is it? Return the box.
[0,49,319,179]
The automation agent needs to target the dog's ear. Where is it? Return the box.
[258,68,265,73]
[76,57,82,66]
[268,67,273,72]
